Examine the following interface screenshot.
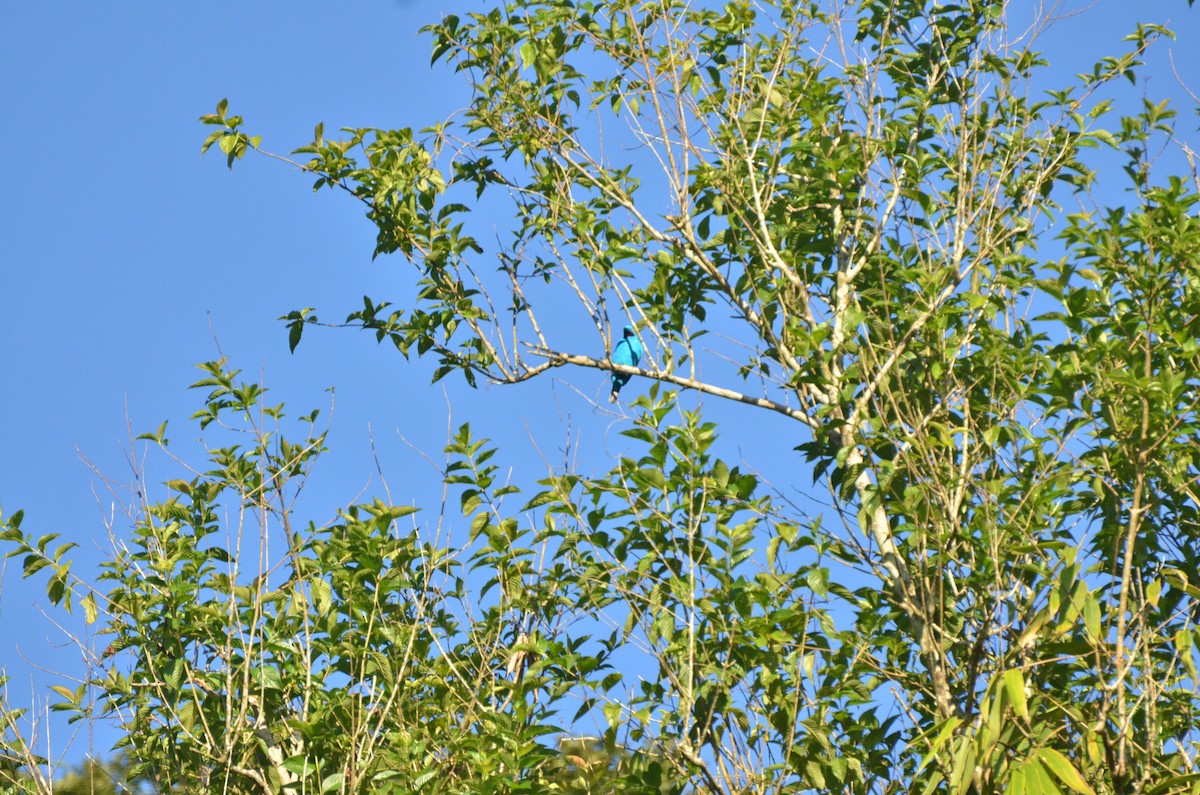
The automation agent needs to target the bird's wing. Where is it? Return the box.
[612,338,635,366]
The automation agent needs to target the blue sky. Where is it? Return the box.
[2,0,1199,772]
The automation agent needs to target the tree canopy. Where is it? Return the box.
[6,0,1200,793]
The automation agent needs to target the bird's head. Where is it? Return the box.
[622,324,636,337]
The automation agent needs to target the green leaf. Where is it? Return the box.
[951,735,976,795]
[49,685,77,704]
[1036,748,1095,795]
[310,576,332,616]
[1002,668,1028,721]
[1008,762,1028,795]
[1145,577,1162,607]
[1146,773,1200,795]
[917,717,961,774]
[1082,595,1101,642]
[48,572,68,607]
[519,42,536,69]
[289,318,304,352]
[178,700,196,732]
[413,769,439,789]
[1025,757,1059,795]
[766,535,782,571]
[23,554,50,577]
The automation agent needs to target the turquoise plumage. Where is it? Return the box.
[609,324,643,403]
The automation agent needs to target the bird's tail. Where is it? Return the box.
[608,390,618,403]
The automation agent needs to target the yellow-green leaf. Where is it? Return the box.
[1082,595,1101,642]
[82,590,98,625]
[1146,577,1162,607]
[951,735,976,795]
[1037,748,1094,795]
[1007,761,1028,795]
[1003,668,1029,721]
[49,685,76,703]
[1146,772,1200,795]
[917,717,961,773]
[178,699,196,732]
[1025,758,1060,795]
[1175,629,1198,680]
[310,577,332,616]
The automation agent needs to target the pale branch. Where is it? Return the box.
[543,236,603,340]
[512,346,818,429]
[628,5,684,209]
[848,256,976,429]
[743,153,808,295]
[554,145,807,379]
[847,446,958,720]
[246,144,372,210]
[737,26,815,298]
[226,762,272,795]
[710,182,832,407]
[459,257,511,378]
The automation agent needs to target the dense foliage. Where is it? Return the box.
[5,0,1200,793]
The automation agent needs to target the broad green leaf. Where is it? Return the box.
[1003,668,1028,721]
[1037,748,1095,795]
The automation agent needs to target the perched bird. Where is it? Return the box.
[609,324,643,403]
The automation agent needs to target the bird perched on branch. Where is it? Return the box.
[609,324,643,403]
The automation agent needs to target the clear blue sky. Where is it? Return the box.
[2,0,1198,772]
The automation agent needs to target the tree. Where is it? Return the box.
[0,747,146,795]
[6,0,1200,793]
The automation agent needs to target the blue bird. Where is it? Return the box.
[609,324,643,403]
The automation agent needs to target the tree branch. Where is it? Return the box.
[513,347,818,429]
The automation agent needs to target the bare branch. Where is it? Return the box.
[514,346,818,429]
